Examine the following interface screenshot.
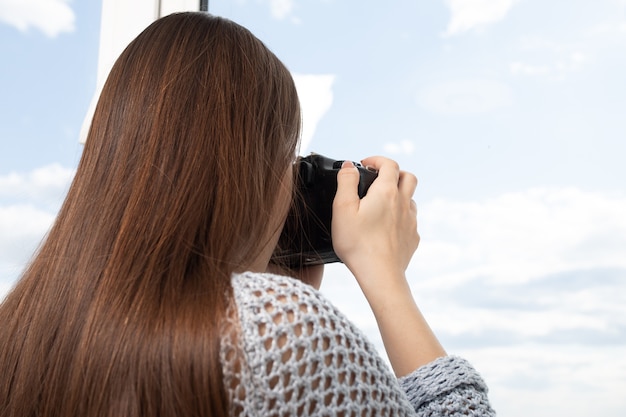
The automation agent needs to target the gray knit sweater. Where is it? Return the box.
[221,272,495,416]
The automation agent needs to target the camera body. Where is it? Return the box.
[271,153,378,268]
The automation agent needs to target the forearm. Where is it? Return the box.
[359,271,446,377]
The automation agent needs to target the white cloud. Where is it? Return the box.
[590,20,626,36]
[556,51,587,71]
[417,78,513,115]
[0,204,55,264]
[415,187,626,286]
[0,0,75,37]
[467,344,626,417]
[384,139,415,155]
[292,73,335,154]
[269,0,294,20]
[591,0,626,37]
[0,203,57,301]
[511,35,589,78]
[0,164,74,299]
[510,61,551,76]
[443,0,520,37]
[247,0,300,23]
[0,163,75,208]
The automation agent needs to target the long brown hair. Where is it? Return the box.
[0,12,300,417]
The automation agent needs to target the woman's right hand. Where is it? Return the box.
[331,156,420,295]
[331,157,446,377]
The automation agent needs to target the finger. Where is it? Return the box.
[361,156,400,185]
[398,171,418,198]
[333,161,361,211]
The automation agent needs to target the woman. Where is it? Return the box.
[0,12,495,416]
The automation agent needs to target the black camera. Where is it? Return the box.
[271,153,378,268]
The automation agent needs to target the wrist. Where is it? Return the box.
[350,266,412,312]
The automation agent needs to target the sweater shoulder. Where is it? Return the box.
[226,271,415,415]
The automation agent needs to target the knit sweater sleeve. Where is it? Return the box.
[223,272,495,416]
[399,356,496,416]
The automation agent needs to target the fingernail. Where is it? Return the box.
[341,160,355,169]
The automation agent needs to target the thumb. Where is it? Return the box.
[333,161,361,213]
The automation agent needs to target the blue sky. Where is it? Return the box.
[1,1,626,416]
